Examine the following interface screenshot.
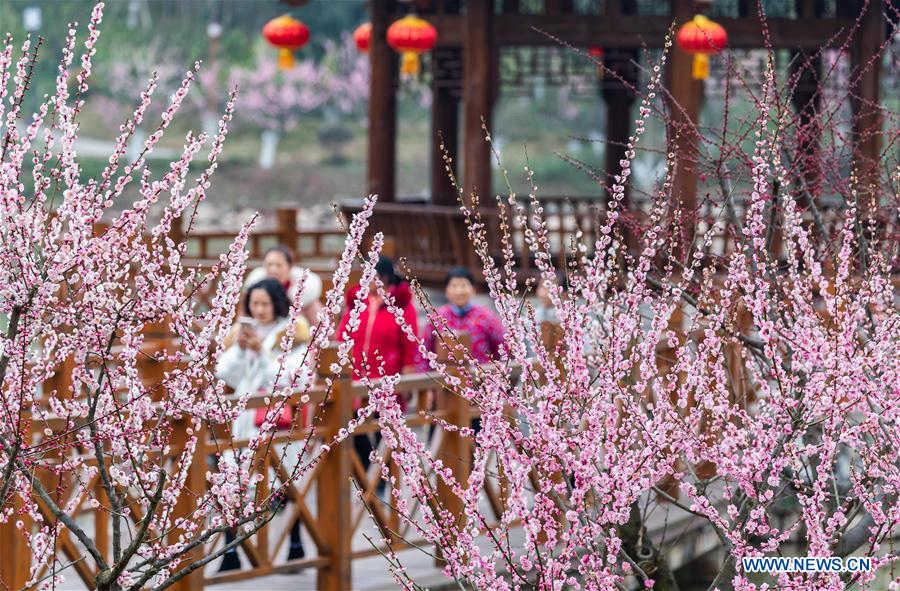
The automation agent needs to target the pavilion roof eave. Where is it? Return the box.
[428,14,857,50]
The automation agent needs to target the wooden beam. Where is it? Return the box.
[462,0,494,201]
[667,0,704,254]
[428,14,856,49]
[367,0,398,202]
[850,0,883,220]
[431,48,461,205]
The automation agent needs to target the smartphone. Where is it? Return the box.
[238,316,257,329]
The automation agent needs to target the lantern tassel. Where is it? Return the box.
[692,53,710,80]
[278,48,295,70]
[400,52,420,79]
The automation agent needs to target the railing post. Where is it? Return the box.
[316,346,353,591]
[168,418,207,591]
[276,207,299,255]
[167,214,184,248]
[656,304,685,500]
[314,232,323,259]
[434,375,472,566]
[0,495,31,588]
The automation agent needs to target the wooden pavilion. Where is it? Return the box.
[352,0,890,281]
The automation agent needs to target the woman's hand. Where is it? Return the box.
[237,326,261,351]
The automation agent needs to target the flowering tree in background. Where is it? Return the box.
[231,34,432,169]
[319,33,372,118]
[89,41,184,161]
[229,53,332,169]
[0,5,376,590]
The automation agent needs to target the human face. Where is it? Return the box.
[445,277,474,308]
[537,283,553,308]
[248,288,275,324]
[264,251,291,284]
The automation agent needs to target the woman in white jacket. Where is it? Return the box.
[243,245,323,326]
[216,278,311,568]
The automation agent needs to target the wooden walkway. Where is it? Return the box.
[52,497,719,590]
[54,519,455,590]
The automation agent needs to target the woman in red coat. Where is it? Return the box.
[337,256,420,380]
[336,256,420,470]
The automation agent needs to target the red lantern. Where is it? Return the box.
[262,15,310,70]
[386,15,437,79]
[354,22,372,53]
[588,46,604,78]
[675,14,727,80]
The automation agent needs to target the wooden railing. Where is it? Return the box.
[174,207,347,263]
[338,196,668,281]
[338,196,864,283]
[4,339,519,591]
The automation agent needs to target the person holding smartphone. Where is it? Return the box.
[215,278,312,568]
[217,278,311,438]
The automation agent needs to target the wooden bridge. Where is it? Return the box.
[3,336,724,591]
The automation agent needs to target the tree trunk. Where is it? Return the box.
[259,129,281,170]
[619,502,681,591]
[126,127,146,164]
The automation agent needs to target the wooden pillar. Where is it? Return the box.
[850,0,883,221]
[667,0,704,255]
[275,206,299,254]
[737,0,759,17]
[462,0,494,202]
[431,48,462,206]
[545,0,575,13]
[367,0,398,202]
[790,50,822,204]
[602,49,639,252]
[94,477,110,560]
[501,0,519,14]
[316,346,353,591]
[602,50,638,206]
